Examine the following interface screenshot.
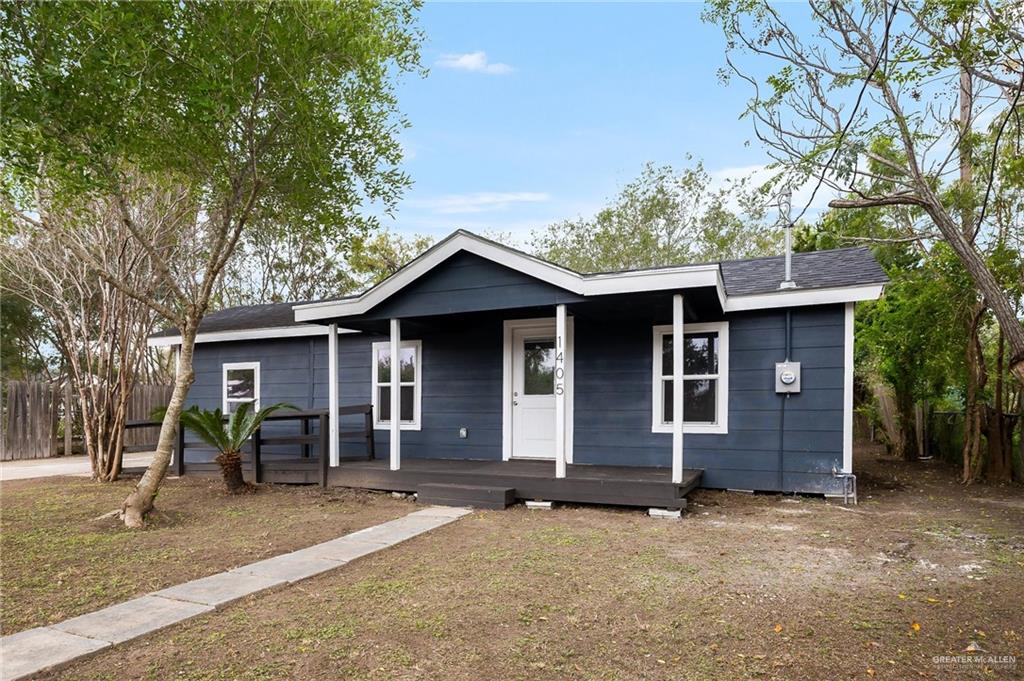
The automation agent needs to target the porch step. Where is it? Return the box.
[416,483,515,510]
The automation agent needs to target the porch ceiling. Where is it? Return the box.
[310,287,723,334]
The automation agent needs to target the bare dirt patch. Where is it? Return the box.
[34,446,1024,679]
[0,475,414,634]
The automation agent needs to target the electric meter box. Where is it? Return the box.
[775,362,801,394]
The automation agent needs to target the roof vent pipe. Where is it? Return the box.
[778,187,797,290]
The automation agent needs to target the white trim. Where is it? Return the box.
[222,362,260,413]
[843,302,855,474]
[294,231,721,322]
[672,295,684,484]
[389,319,401,471]
[328,323,339,467]
[723,283,884,312]
[651,321,730,435]
[555,305,567,479]
[501,316,574,463]
[148,325,357,348]
[371,338,422,432]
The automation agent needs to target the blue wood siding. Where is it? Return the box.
[361,251,584,320]
[572,305,845,493]
[186,303,848,493]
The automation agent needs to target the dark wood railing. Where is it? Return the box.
[124,404,374,488]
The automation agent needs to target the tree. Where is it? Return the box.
[213,217,360,308]
[704,0,1024,386]
[530,160,778,272]
[347,229,436,287]
[1,187,162,481]
[172,402,293,494]
[795,136,1022,479]
[0,293,49,381]
[2,1,421,526]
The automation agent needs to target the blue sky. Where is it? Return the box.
[383,2,817,243]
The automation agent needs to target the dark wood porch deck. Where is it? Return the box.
[329,458,702,509]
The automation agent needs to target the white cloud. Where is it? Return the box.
[409,192,550,215]
[436,51,514,75]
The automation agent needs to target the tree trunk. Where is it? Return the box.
[923,202,1024,388]
[896,389,918,462]
[120,324,196,527]
[962,306,987,483]
[215,450,249,494]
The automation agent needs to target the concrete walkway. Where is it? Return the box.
[0,453,155,481]
[0,505,471,680]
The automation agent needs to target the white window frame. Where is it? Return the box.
[371,339,422,431]
[222,362,261,414]
[651,321,729,434]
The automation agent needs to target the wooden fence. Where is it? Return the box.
[1,381,60,460]
[1,380,172,461]
[123,384,173,449]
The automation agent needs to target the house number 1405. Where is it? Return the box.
[554,334,564,396]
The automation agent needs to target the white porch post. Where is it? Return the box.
[389,318,401,471]
[555,304,567,479]
[327,323,339,467]
[672,294,684,484]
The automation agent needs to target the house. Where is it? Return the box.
[149,230,887,509]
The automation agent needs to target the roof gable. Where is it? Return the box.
[361,250,584,319]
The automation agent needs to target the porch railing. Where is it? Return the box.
[125,405,374,487]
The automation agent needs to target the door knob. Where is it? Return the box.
[513,400,518,406]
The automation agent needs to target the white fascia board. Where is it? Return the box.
[147,325,357,348]
[581,266,720,295]
[722,283,884,312]
[293,231,723,322]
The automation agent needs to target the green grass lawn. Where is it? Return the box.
[0,475,413,634]
[28,447,1024,680]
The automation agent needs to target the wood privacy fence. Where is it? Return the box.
[1,381,172,461]
[123,384,173,449]
[1,381,60,460]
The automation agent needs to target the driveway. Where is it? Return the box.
[0,452,155,481]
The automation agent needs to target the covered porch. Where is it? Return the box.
[292,234,725,508]
[330,457,702,509]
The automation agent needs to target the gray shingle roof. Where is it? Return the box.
[152,244,887,338]
[720,247,887,296]
[150,301,309,338]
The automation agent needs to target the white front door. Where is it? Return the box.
[511,325,557,459]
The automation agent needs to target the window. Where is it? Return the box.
[652,322,729,434]
[372,340,422,430]
[523,338,556,395]
[222,362,260,414]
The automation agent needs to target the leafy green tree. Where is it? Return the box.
[0,294,50,380]
[2,1,421,525]
[704,0,1024,387]
[347,229,436,287]
[531,160,778,272]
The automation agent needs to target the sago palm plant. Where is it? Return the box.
[159,402,294,493]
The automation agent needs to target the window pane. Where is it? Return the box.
[661,334,674,376]
[400,385,414,422]
[684,333,718,375]
[661,332,719,376]
[523,339,555,395]
[399,346,416,382]
[376,348,391,383]
[663,378,673,423]
[378,386,390,421]
[226,399,253,415]
[662,379,717,424]
[226,369,255,399]
[686,379,716,422]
